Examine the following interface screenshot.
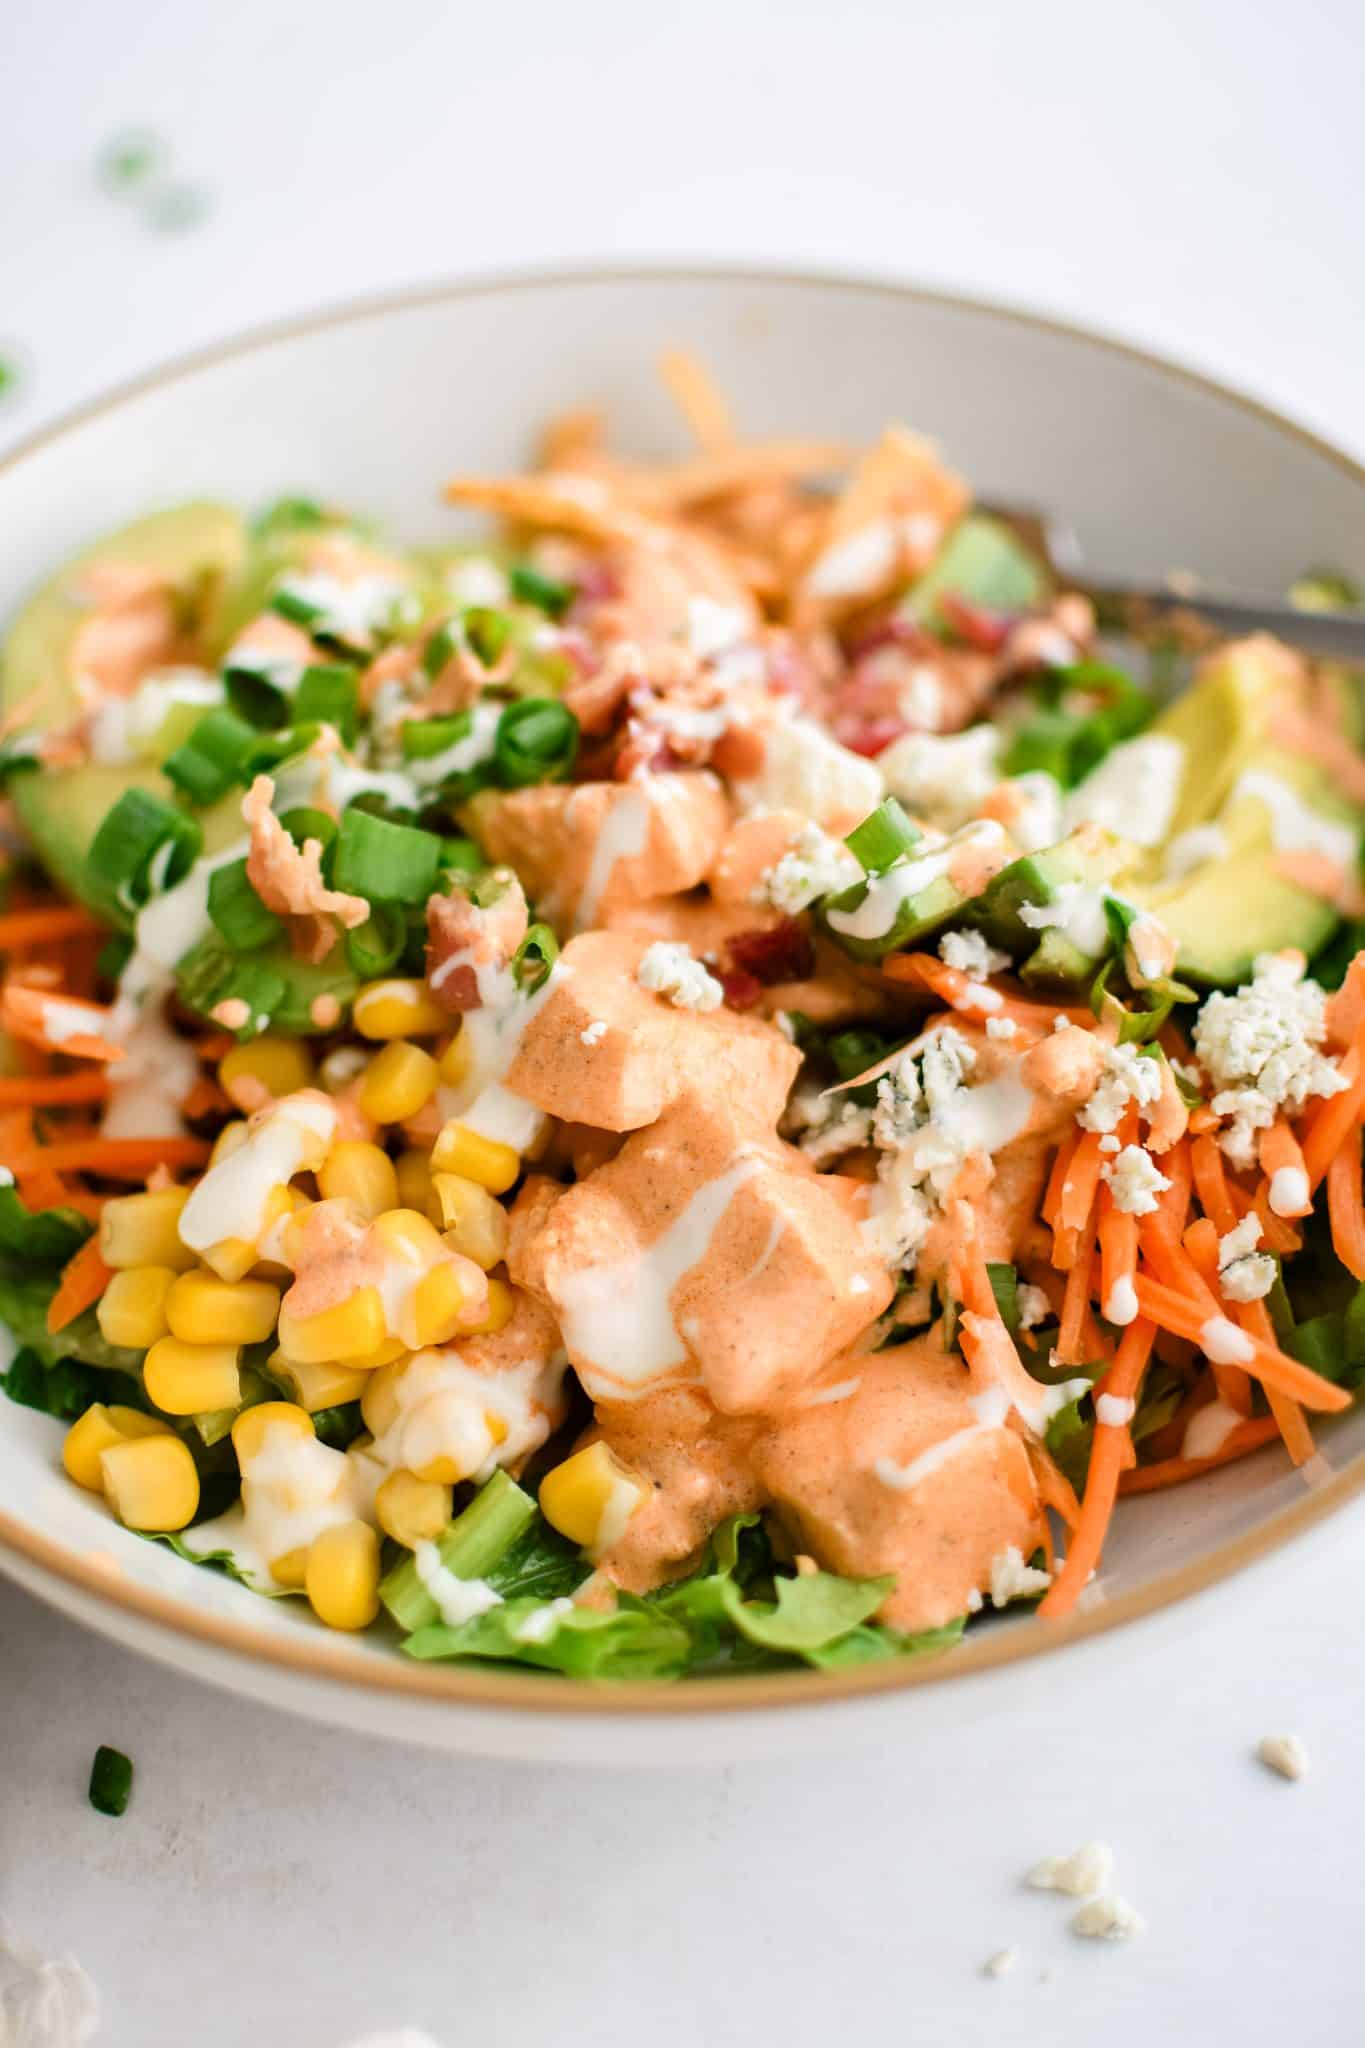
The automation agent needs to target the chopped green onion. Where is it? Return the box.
[278,807,339,875]
[0,731,41,779]
[844,798,920,875]
[244,724,325,774]
[147,182,210,234]
[346,904,407,978]
[270,586,325,631]
[1290,566,1362,613]
[213,959,287,1036]
[380,1470,537,1633]
[86,790,202,915]
[251,497,328,542]
[464,608,512,669]
[439,837,482,876]
[510,562,574,618]
[334,808,442,905]
[162,708,260,805]
[421,622,462,681]
[96,130,163,192]
[88,1745,133,1817]
[207,859,283,952]
[401,711,473,759]
[223,662,294,729]
[293,665,359,744]
[97,933,133,982]
[986,1262,1020,1335]
[511,922,559,993]
[494,698,578,789]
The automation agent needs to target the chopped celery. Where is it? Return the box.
[380,1469,537,1633]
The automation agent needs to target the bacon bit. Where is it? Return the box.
[242,775,368,962]
[725,919,815,988]
[426,879,529,1013]
[720,966,764,1011]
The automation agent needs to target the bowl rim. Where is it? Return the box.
[3,257,1364,1725]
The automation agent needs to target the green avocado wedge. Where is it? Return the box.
[0,503,248,910]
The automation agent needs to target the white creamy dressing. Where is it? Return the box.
[412,1540,503,1627]
[406,700,501,789]
[179,1094,337,1252]
[273,749,422,817]
[794,1374,862,1409]
[874,1385,1012,1494]
[196,1423,360,1583]
[512,1596,575,1645]
[273,569,411,643]
[101,1000,201,1139]
[572,783,652,932]
[1063,732,1185,847]
[802,519,900,601]
[1181,1398,1245,1461]
[1199,1315,1256,1367]
[1269,1165,1310,1217]
[86,666,224,764]
[1095,1393,1137,1427]
[367,1349,562,1486]
[1104,1275,1140,1327]
[685,596,750,659]
[1018,880,1111,957]
[436,953,567,1152]
[827,820,1004,944]
[1162,822,1228,883]
[0,1920,100,2046]
[554,1153,765,1398]
[1234,768,1359,868]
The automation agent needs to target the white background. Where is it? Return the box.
[3,2,1364,2042]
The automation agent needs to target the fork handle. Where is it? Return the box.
[1083,582,1365,663]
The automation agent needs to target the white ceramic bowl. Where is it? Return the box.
[4,266,1365,1761]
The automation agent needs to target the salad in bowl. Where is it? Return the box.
[3,351,1363,1684]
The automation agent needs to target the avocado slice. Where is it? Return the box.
[903,514,1049,628]
[967,823,1132,956]
[0,503,248,908]
[1148,636,1297,849]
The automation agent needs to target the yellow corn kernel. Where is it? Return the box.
[276,1286,387,1365]
[201,1187,293,1283]
[98,1188,195,1272]
[430,1122,520,1194]
[539,1441,647,1554]
[64,1404,170,1491]
[230,1400,314,1465]
[166,1270,281,1346]
[358,1041,439,1125]
[143,1337,242,1416]
[437,1027,473,1088]
[220,1035,315,1101]
[460,1274,515,1336]
[318,1140,399,1219]
[432,1174,509,1269]
[269,1547,310,1589]
[305,1520,381,1630]
[359,1357,405,1437]
[269,1351,370,1412]
[393,1149,434,1214]
[63,1404,129,1492]
[348,1337,409,1372]
[210,1119,250,1166]
[100,1433,200,1532]
[371,1206,445,1263]
[96,1265,176,1350]
[411,1260,483,1348]
[353,978,448,1040]
[374,1469,452,1548]
[411,1411,507,1486]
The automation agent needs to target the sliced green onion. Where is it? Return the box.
[494,698,578,789]
[844,798,920,875]
[334,808,442,905]
[510,562,574,618]
[162,707,260,805]
[293,665,359,744]
[251,497,327,541]
[511,922,559,993]
[96,130,162,192]
[86,790,202,914]
[0,732,41,779]
[97,933,133,982]
[88,1745,133,1817]
[244,724,325,774]
[439,836,482,876]
[207,859,283,952]
[278,807,339,876]
[214,959,288,1036]
[223,662,295,729]
[464,607,512,669]
[270,586,326,631]
[421,622,462,681]
[986,1261,1020,1335]
[401,711,473,759]
[346,904,407,978]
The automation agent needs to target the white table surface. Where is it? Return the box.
[3,2,1363,2041]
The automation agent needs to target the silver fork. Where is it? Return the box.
[982,502,1365,662]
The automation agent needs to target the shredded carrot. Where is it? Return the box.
[1150,1135,1192,1241]
[1251,1185,1303,1256]
[1187,1104,1220,1135]
[1326,953,1365,1052]
[1259,1118,1312,1217]
[881,952,1090,1030]
[1042,1133,1076,1232]
[182,1075,231,1121]
[46,1233,112,1333]
[0,906,107,951]
[0,1072,111,1108]
[1235,1295,1315,1466]
[5,1137,211,1178]
[1118,1416,1283,1493]
[1181,1216,1222,1294]
[1303,1020,1365,1191]
[1059,1130,1105,1236]
[1139,1216,1219,1314]
[1039,1318,1156,1619]
[0,984,125,1063]
[1327,1141,1365,1281]
[1132,1276,1350,1413]
[1190,1132,1237,1234]
[1057,1227,1097,1364]
[1097,1198,1138,1322]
